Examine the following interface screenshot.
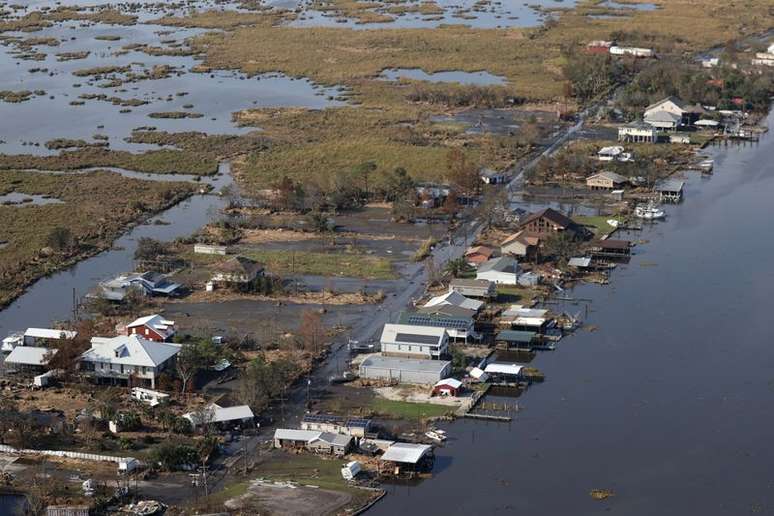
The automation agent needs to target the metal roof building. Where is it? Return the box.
[380,323,449,359]
[381,442,433,464]
[359,355,452,385]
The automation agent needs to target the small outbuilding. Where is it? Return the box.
[586,171,627,191]
[4,346,56,374]
[448,278,495,299]
[432,378,463,397]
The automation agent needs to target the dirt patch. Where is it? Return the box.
[167,288,383,306]
[375,385,469,407]
[225,479,352,515]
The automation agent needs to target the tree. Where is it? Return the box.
[237,355,299,410]
[354,160,377,198]
[175,339,219,394]
[382,167,415,202]
[46,226,73,252]
[297,309,325,354]
[444,257,472,278]
[134,237,168,262]
[543,231,581,266]
[445,149,480,195]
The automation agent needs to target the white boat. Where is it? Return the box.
[425,430,446,442]
[634,203,666,220]
[606,219,620,228]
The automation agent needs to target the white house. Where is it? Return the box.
[644,96,687,119]
[183,404,255,428]
[23,328,77,346]
[618,121,657,143]
[380,323,448,359]
[644,110,682,131]
[609,46,653,58]
[80,335,181,389]
[4,346,56,373]
[476,256,520,285]
[423,290,484,312]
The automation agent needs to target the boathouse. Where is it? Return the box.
[655,179,685,203]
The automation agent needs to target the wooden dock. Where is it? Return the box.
[462,413,512,422]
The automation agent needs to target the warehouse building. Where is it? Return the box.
[359,355,452,385]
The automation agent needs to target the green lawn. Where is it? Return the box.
[368,397,454,419]
[241,249,396,279]
[495,285,537,305]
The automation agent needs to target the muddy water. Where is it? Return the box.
[371,117,774,515]
[0,162,232,335]
[381,68,506,86]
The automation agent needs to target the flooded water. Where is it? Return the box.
[290,0,577,29]
[0,5,345,155]
[0,192,63,205]
[599,0,658,10]
[371,116,774,515]
[381,68,506,86]
[0,162,232,335]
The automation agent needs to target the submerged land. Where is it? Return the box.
[0,0,772,514]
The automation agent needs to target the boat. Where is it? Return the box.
[425,430,446,442]
[634,203,666,220]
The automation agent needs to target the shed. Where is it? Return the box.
[4,346,56,373]
[484,362,524,377]
[341,461,362,480]
[586,171,627,190]
[448,278,495,299]
[23,328,77,346]
[183,404,255,428]
[568,256,592,269]
[655,179,685,203]
[308,432,353,456]
[432,378,463,397]
[274,429,321,449]
[495,330,537,347]
[381,442,433,465]
[359,355,452,385]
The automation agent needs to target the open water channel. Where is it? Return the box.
[371,113,774,515]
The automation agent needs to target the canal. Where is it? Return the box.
[371,114,774,515]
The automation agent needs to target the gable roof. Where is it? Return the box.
[381,442,433,464]
[587,171,627,183]
[416,304,477,319]
[5,346,55,366]
[644,110,682,124]
[434,378,463,389]
[449,278,493,289]
[214,256,263,277]
[465,245,495,259]
[312,432,353,447]
[424,291,483,311]
[520,208,575,230]
[502,230,540,247]
[127,314,175,339]
[274,429,321,442]
[645,96,686,113]
[24,328,77,340]
[83,335,180,368]
[477,256,519,274]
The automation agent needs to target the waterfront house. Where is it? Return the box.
[183,404,255,429]
[3,346,56,374]
[448,278,495,299]
[432,378,463,397]
[464,245,498,267]
[379,442,434,472]
[519,208,587,239]
[359,355,452,385]
[22,328,77,347]
[95,271,182,301]
[501,230,540,259]
[586,171,628,191]
[424,290,484,312]
[500,305,551,333]
[476,256,520,285]
[589,239,632,258]
[380,323,448,359]
[80,335,180,389]
[400,306,478,342]
[655,179,685,203]
[644,96,687,119]
[125,314,175,342]
[307,433,353,456]
[645,110,682,131]
[301,414,372,438]
[484,362,524,379]
[618,121,657,143]
[210,256,264,289]
[495,330,538,349]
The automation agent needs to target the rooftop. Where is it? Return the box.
[477,256,519,274]
[360,355,451,374]
[83,335,180,368]
[381,442,433,464]
[520,208,575,230]
[424,291,483,312]
[380,324,447,346]
[24,328,77,340]
[5,346,56,366]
